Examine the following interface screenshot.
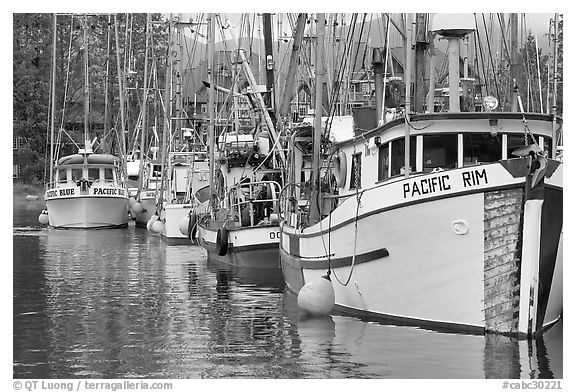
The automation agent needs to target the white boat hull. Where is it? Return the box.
[160,203,192,243]
[281,160,563,336]
[45,192,128,229]
[132,190,157,228]
[198,219,281,270]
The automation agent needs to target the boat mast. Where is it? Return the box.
[114,14,127,165]
[551,13,559,157]
[279,13,307,123]
[427,29,436,113]
[208,13,216,211]
[49,13,57,183]
[159,14,174,213]
[263,13,276,123]
[404,13,414,178]
[414,13,428,113]
[83,16,90,149]
[309,13,326,225]
[509,13,520,112]
[103,14,112,145]
[137,13,151,195]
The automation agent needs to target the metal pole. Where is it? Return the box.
[310,13,326,224]
[137,13,150,195]
[551,13,559,157]
[49,13,57,184]
[404,13,414,178]
[208,13,216,208]
[114,14,127,164]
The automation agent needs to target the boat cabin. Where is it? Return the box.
[54,154,122,186]
[335,112,558,194]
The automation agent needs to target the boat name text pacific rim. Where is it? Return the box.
[402,169,488,199]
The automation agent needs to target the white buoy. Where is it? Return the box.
[131,202,143,215]
[128,197,137,207]
[152,219,165,234]
[147,215,159,232]
[38,210,49,225]
[178,214,190,236]
[297,274,335,316]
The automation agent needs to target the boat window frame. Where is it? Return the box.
[349,152,362,190]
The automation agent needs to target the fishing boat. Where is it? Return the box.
[44,146,128,229]
[196,127,284,267]
[40,14,128,229]
[127,147,162,227]
[160,148,210,243]
[196,13,286,270]
[279,13,562,337]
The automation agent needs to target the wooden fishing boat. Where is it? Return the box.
[198,177,283,269]
[197,13,286,270]
[280,111,563,336]
[279,13,563,337]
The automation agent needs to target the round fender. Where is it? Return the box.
[216,226,229,256]
[188,213,197,241]
[334,150,347,188]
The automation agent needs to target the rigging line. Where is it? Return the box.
[58,14,75,137]
[474,15,490,99]
[331,188,364,287]
[520,14,533,113]
[352,13,367,76]
[339,14,360,119]
[324,14,358,136]
[496,13,512,106]
[360,13,374,72]
[249,13,255,56]
[497,14,511,64]
[482,14,501,107]
[533,24,544,113]
[471,27,486,99]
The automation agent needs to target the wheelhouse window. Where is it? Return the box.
[507,134,553,158]
[544,137,553,157]
[378,143,389,181]
[350,152,362,189]
[104,168,114,181]
[71,168,83,182]
[463,133,502,165]
[58,169,67,183]
[391,136,416,176]
[423,134,458,171]
[88,168,99,180]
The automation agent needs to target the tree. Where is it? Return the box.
[13,13,168,183]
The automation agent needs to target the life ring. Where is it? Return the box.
[334,150,347,188]
[216,226,229,256]
[187,212,197,242]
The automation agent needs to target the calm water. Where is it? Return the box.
[13,200,563,379]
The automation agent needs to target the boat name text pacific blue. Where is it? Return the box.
[46,189,75,198]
